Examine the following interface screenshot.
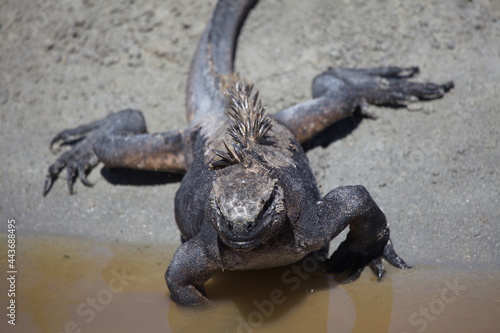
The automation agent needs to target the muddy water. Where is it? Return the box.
[1,234,499,333]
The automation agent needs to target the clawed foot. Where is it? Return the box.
[326,237,410,283]
[316,66,454,107]
[44,124,103,196]
[43,109,146,196]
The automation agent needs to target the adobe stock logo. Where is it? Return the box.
[58,266,136,333]
[401,276,467,333]
[231,252,324,333]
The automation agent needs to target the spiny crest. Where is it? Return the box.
[210,81,273,170]
[225,81,273,148]
[211,141,245,169]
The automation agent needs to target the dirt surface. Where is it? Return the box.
[1,0,499,269]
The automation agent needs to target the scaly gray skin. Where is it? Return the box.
[43,0,453,306]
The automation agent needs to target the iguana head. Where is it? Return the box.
[208,81,286,250]
[210,167,285,250]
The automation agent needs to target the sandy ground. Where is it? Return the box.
[1,0,499,268]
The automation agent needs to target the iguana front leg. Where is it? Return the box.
[165,231,221,306]
[44,109,187,195]
[274,66,454,143]
[300,185,410,281]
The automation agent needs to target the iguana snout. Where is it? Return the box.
[210,168,285,249]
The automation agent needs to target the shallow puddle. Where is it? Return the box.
[1,234,499,332]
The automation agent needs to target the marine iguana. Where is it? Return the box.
[43,0,454,306]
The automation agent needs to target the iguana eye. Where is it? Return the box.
[257,189,276,220]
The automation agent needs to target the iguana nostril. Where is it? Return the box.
[245,222,254,232]
[227,220,254,233]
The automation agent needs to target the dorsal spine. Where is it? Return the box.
[210,81,273,169]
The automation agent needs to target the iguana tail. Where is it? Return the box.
[186,0,259,123]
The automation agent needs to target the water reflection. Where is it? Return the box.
[169,266,332,332]
[1,234,498,333]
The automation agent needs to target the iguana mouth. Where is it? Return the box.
[217,217,274,250]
